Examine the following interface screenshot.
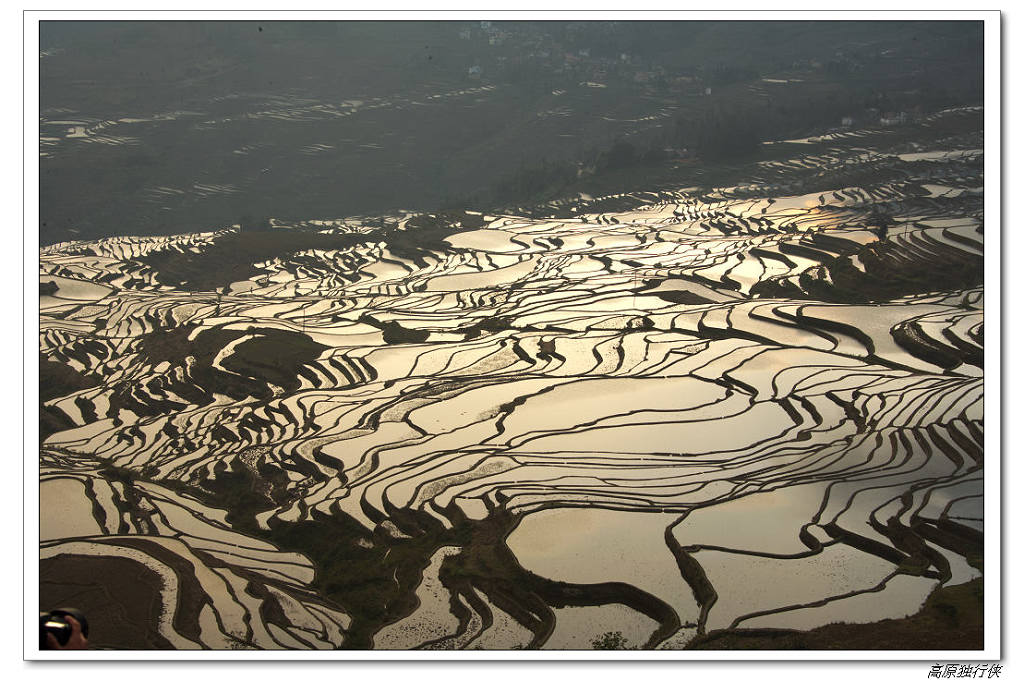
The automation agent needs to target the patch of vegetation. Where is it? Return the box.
[357,314,430,344]
[39,354,102,442]
[653,290,716,305]
[239,214,273,232]
[138,230,368,291]
[685,577,983,650]
[405,209,487,231]
[219,328,331,391]
[138,210,496,292]
[40,405,77,443]
[688,105,763,162]
[40,354,100,403]
[115,324,329,419]
[591,630,635,650]
[752,236,984,305]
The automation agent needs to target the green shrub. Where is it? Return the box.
[591,630,633,650]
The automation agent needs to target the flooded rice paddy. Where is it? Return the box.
[39,107,984,650]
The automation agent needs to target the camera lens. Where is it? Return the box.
[39,608,88,649]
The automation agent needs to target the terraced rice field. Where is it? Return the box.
[39,106,985,651]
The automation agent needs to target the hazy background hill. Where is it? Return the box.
[39,20,983,245]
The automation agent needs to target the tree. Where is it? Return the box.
[690,105,762,162]
[239,213,272,232]
[601,139,637,170]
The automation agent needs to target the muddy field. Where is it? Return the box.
[39,106,984,650]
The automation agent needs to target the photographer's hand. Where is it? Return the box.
[45,615,88,650]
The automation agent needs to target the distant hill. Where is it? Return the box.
[39,20,983,245]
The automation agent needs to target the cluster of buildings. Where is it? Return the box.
[458,22,706,93]
[839,109,915,130]
[460,24,928,131]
